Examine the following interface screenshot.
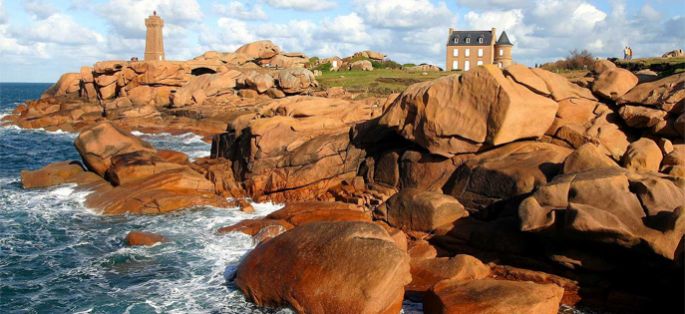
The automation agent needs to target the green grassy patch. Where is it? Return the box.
[317,68,455,97]
[613,57,685,76]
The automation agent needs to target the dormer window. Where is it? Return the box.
[465,38,470,44]
[478,37,483,44]
[454,37,459,44]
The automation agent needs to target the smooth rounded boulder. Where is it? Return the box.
[376,188,468,232]
[235,221,411,314]
[424,278,564,314]
[592,67,639,100]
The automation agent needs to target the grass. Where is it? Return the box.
[317,68,456,97]
[613,57,685,76]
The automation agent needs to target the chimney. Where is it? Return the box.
[491,27,497,45]
[449,28,455,36]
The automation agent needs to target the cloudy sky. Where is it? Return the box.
[0,0,683,82]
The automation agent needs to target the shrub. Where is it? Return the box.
[541,49,595,72]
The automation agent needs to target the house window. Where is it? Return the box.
[477,60,484,66]
[454,37,459,44]
[478,48,483,57]
[499,49,504,56]
[464,60,471,71]
[452,60,459,70]
[465,38,471,44]
[478,37,483,44]
[465,49,470,57]
[453,48,459,57]
[498,62,503,68]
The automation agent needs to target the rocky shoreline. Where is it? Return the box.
[3,41,684,313]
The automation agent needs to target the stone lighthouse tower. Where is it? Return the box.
[144,11,165,61]
[494,30,513,68]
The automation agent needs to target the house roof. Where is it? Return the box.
[447,30,492,46]
[496,31,513,46]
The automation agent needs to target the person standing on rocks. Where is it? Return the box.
[623,46,629,60]
[628,46,634,60]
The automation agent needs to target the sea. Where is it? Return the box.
[0,83,291,313]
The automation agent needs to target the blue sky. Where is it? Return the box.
[0,0,684,82]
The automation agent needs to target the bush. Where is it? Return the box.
[315,62,332,72]
[541,49,595,72]
[403,63,416,68]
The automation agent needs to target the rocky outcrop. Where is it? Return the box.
[212,96,379,201]
[20,161,103,189]
[406,64,442,72]
[407,254,490,293]
[41,73,82,99]
[662,49,684,58]
[518,168,685,260]
[352,50,386,61]
[235,221,411,314]
[445,142,572,216]
[617,73,684,138]
[380,65,559,157]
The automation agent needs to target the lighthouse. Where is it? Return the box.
[144,11,165,61]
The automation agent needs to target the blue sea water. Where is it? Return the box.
[0,83,288,313]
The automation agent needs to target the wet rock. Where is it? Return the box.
[217,218,293,235]
[124,231,167,246]
[21,161,101,189]
[235,221,411,314]
[376,189,468,233]
[424,278,564,314]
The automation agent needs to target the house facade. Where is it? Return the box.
[445,28,513,71]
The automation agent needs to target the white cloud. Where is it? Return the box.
[354,0,453,29]
[215,1,267,20]
[456,0,529,10]
[97,0,203,38]
[24,0,57,19]
[19,13,104,45]
[0,0,6,25]
[265,0,337,11]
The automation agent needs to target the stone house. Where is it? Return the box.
[445,28,513,71]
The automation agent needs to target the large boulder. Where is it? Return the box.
[243,71,275,93]
[268,53,308,69]
[562,143,619,174]
[124,231,167,246]
[618,73,685,114]
[505,65,597,101]
[380,66,559,157]
[518,168,685,260]
[376,189,468,232]
[276,68,318,94]
[41,73,81,99]
[424,278,564,314]
[235,40,281,60]
[74,121,156,176]
[212,96,379,201]
[265,201,371,226]
[623,138,663,173]
[445,141,572,215]
[235,221,411,314]
[592,68,639,100]
[349,60,373,71]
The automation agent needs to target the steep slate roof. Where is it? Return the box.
[496,31,513,46]
[447,30,492,46]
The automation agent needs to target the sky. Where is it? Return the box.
[0,0,683,82]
